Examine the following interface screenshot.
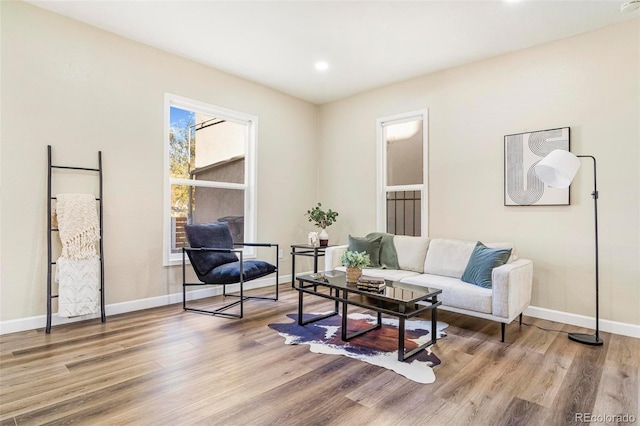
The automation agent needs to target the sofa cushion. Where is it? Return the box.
[461,242,512,289]
[423,239,476,278]
[348,235,382,268]
[423,239,517,279]
[334,266,420,281]
[393,236,430,273]
[400,273,493,314]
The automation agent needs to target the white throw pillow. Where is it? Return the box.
[393,236,430,273]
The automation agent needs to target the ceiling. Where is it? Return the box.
[27,0,639,104]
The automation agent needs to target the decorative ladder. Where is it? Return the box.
[46,145,105,333]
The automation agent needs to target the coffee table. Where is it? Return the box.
[295,270,442,361]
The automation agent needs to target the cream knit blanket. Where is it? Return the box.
[56,256,100,317]
[55,193,100,260]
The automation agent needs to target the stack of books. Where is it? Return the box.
[356,275,386,292]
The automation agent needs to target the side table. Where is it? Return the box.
[290,244,334,288]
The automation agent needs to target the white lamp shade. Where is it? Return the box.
[534,149,581,188]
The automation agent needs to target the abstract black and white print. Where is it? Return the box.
[504,127,570,206]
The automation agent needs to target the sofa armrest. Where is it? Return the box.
[324,245,348,272]
[491,259,533,321]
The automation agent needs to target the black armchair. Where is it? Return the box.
[182,222,279,318]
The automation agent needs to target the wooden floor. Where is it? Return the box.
[1,284,638,426]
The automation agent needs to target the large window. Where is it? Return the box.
[164,94,257,265]
[376,110,428,237]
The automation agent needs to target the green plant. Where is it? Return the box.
[341,250,370,269]
[305,202,338,229]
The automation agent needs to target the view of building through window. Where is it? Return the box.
[385,119,424,236]
[168,104,248,256]
[377,110,428,237]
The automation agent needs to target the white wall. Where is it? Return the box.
[2,1,638,331]
[318,19,640,326]
[0,1,319,322]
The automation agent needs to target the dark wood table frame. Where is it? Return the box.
[290,244,334,288]
[295,271,442,362]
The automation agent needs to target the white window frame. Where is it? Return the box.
[163,93,258,266]
[375,109,429,237]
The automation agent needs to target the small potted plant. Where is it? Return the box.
[305,202,338,246]
[341,250,370,283]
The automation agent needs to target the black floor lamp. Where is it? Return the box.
[534,149,603,346]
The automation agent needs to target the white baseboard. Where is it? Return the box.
[0,274,291,336]
[524,305,640,339]
[3,277,638,340]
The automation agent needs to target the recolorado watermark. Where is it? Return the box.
[575,413,636,424]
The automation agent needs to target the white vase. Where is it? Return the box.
[319,228,329,246]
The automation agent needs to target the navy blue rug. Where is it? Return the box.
[269,312,447,383]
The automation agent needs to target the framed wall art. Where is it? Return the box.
[504,127,570,206]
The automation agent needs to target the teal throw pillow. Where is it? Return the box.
[348,235,382,268]
[461,242,512,289]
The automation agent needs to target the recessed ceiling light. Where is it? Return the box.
[315,61,329,72]
[621,0,640,12]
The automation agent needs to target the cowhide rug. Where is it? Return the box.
[269,312,448,384]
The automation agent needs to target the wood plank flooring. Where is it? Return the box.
[1,284,638,425]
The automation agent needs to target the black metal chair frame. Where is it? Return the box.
[182,242,279,318]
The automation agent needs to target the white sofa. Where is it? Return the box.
[324,236,533,342]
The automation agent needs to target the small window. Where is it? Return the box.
[376,110,428,237]
[164,94,257,265]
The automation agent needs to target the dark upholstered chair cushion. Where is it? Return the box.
[185,222,238,276]
[199,260,277,284]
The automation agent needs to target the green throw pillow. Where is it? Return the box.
[365,232,399,269]
[348,235,382,268]
[461,242,512,289]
